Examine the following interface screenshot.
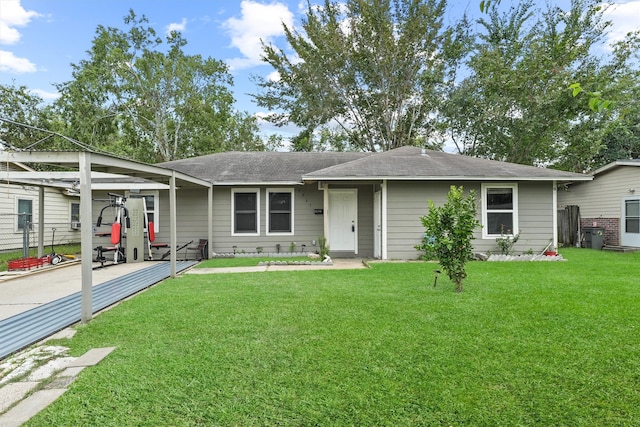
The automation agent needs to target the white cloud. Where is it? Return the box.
[0,0,41,45]
[266,70,281,81]
[223,0,294,70]
[30,88,60,101]
[0,49,36,73]
[166,18,188,36]
[603,1,640,46]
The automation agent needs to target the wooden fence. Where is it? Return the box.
[557,205,581,247]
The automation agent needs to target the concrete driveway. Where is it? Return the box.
[0,261,162,321]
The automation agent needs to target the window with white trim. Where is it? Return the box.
[267,189,294,235]
[482,183,518,237]
[128,191,159,234]
[232,189,260,235]
[16,198,33,231]
[70,201,80,230]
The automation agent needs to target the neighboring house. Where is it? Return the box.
[0,162,82,252]
[558,160,640,248]
[160,146,591,259]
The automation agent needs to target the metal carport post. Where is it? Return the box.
[0,150,212,323]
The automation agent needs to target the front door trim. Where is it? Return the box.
[327,188,358,253]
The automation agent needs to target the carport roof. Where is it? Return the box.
[0,150,211,189]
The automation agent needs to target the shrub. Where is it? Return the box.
[416,186,480,292]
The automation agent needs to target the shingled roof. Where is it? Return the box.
[304,146,591,182]
[159,146,591,184]
[159,151,371,184]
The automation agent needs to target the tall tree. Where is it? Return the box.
[586,31,640,169]
[254,0,469,152]
[440,0,615,168]
[54,10,262,162]
[0,83,49,150]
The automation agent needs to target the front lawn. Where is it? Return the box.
[28,248,640,425]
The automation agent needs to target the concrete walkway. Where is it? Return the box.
[186,258,368,274]
[0,344,116,426]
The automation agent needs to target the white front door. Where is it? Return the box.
[374,191,381,258]
[328,189,358,252]
[621,197,640,247]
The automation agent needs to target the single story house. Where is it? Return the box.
[159,146,591,259]
[558,160,640,248]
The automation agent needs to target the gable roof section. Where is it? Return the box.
[304,146,592,182]
[159,151,372,185]
[592,159,640,176]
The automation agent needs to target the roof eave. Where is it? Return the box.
[213,181,304,186]
[302,175,593,182]
[592,160,640,176]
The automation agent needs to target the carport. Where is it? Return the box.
[1,149,212,323]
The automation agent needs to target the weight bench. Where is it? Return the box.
[93,245,121,268]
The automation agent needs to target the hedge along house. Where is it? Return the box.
[558,160,640,248]
[160,146,592,259]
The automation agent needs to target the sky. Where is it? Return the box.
[1,0,639,139]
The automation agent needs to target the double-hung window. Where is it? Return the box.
[232,189,259,235]
[482,183,518,237]
[267,189,294,235]
[16,198,33,231]
[70,201,80,230]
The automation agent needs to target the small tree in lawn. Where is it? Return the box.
[417,186,480,292]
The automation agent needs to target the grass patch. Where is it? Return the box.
[197,256,314,268]
[27,248,640,425]
[0,243,81,272]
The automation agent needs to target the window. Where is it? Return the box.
[128,191,159,233]
[70,202,80,229]
[267,189,294,235]
[482,183,518,237]
[16,198,33,231]
[626,200,640,234]
[232,189,259,235]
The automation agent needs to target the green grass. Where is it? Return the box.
[27,248,640,425]
[196,256,314,268]
[0,243,81,272]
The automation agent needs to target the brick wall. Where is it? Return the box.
[580,217,619,246]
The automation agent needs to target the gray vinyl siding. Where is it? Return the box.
[0,184,80,252]
[357,185,374,258]
[558,167,640,219]
[171,188,210,245]
[386,181,473,260]
[513,182,555,253]
[386,181,556,259]
[211,184,325,254]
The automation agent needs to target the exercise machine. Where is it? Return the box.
[93,193,129,268]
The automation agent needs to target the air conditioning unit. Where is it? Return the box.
[71,221,81,230]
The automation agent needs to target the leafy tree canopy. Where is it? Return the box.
[254,0,469,152]
[53,10,263,162]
